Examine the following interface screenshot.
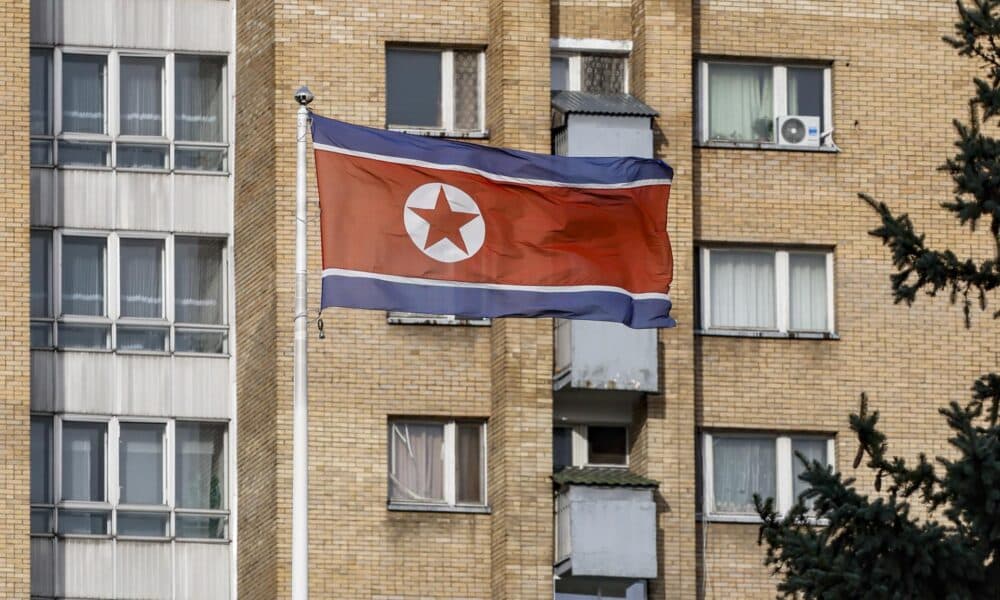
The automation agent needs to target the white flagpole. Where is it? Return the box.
[292,85,313,600]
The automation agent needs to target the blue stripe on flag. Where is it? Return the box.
[321,273,675,329]
[310,114,673,187]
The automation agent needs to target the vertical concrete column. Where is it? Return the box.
[630,1,698,598]
[486,1,554,597]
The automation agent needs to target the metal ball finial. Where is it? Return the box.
[294,86,314,106]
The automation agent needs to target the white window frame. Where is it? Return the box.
[557,424,630,469]
[173,418,230,541]
[29,413,56,537]
[51,48,229,172]
[385,47,486,136]
[700,431,836,523]
[550,38,631,94]
[30,229,55,349]
[30,46,55,166]
[115,417,171,540]
[697,59,834,147]
[698,246,836,337]
[55,415,112,537]
[49,231,229,354]
[387,419,488,511]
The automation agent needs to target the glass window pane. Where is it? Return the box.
[31,322,53,348]
[31,231,51,318]
[58,324,110,349]
[709,250,776,330]
[788,67,825,132]
[453,50,480,131]
[175,238,225,324]
[119,423,164,505]
[587,426,627,465]
[789,253,828,331]
[176,423,226,509]
[176,515,227,539]
[119,57,163,136]
[31,140,53,166]
[455,423,483,504]
[58,509,109,535]
[62,54,106,134]
[175,55,225,142]
[711,436,776,514]
[553,427,572,470]
[31,417,52,504]
[62,421,106,502]
[175,329,227,354]
[31,508,53,534]
[582,54,626,94]
[551,56,569,91]
[389,422,444,503]
[117,512,168,537]
[708,63,773,142]
[386,49,441,128]
[61,236,105,316]
[31,49,51,136]
[117,144,168,169]
[58,141,110,167]
[120,239,163,318]
[175,147,226,172]
[792,438,828,508]
[117,327,168,352]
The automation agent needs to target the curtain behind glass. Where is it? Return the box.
[792,438,828,508]
[120,57,163,136]
[708,64,773,142]
[789,253,828,331]
[788,67,824,132]
[119,424,164,505]
[176,423,225,509]
[30,232,50,318]
[455,423,482,504]
[62,422,105,501]
[30,50,50,135]
[175,56,224,142]
[31,418,51,504]
[386,49,441,128]
[62,54,105,134]
[61,237,105,316]
[712,436,776,513]
[709,250,775,329]
[175,238,224,324]
[389,423,444,502]
[120,239,163,318]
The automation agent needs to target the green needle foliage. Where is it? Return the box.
[753,2,1000,598]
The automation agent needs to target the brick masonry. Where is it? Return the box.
[232,0,994,598]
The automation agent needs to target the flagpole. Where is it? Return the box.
[292,85,313,600]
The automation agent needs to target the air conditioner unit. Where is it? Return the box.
[776,115,821,147]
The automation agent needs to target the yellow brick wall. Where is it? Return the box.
[0,0,32,597]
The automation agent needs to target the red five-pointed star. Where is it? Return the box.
[409,187,479,254]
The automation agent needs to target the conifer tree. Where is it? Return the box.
[753,2,1000,598]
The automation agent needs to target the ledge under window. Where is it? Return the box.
[387,502,491,514]
[697,140,840,153]
[696,329,840,340]
[387,127,489,140]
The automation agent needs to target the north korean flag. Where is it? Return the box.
[311,114,674,328]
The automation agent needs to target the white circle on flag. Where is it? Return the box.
[403,183,485,263]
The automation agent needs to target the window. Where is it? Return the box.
[39,233,228,353]
[386,311,490,326]
[698,60,832,146]
[31,415,229,540]
[552,424,629,470]
[385,47,485,134]
[551,51,628,94]
[700,432,835,520]
[40,51,228,170]
[699,247,834,336]
[388,419,486,509]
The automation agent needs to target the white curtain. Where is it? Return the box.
[176,423,225,509]
[712,436,776,513]
[708,64,773,142]
[119,424,164,505]
[175,56,224,142]
[62,422,104,501]
[120,239,163,318]
[175,238,223,324]
[709,250,775,329]
[30,232,50,318]
[62,54,105,134]
[61,237,105,316]
[389,423,444,502]
[789,253,828,331]
[119,57,162,136]
[792,438,828,507]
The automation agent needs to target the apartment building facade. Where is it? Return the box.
[0,0,991,599]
